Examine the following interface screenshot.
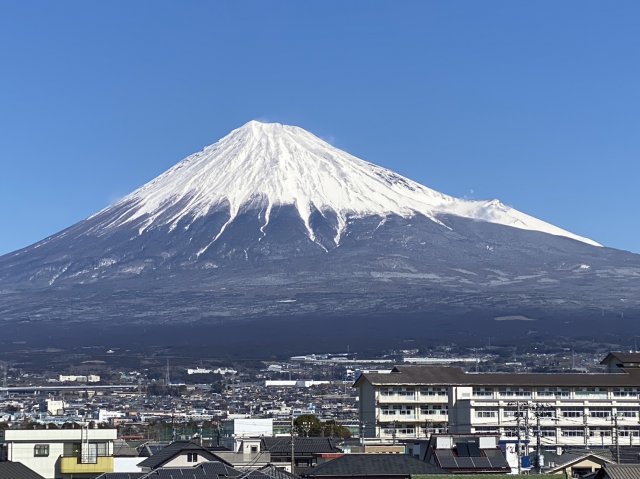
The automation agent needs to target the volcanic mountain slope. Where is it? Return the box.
[0,121,639,350]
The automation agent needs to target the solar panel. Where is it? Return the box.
[456,442,470,457]
[468,442,481,457]
[437,449,454,457]
[438,457,459,468]
[456,457,474,468]
[487,454,510,468]
[472,457,491,468]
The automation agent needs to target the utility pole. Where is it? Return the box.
[392,420,398,446]
[290,410,295,475]
[516,401,522,475]
[524,402,530,457]
[612,414,620,463]
[535,410,542,473]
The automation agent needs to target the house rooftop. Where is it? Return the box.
[355,364,640,388]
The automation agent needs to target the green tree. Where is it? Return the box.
[294,415,351,438]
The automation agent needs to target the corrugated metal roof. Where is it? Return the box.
[602,464,640,479]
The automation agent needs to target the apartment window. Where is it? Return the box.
[618,409,638,418]
[590,410,612,418]
[562,408,583,418]
[473,387,494,397]
[498,388,531,398]
[474,426,499,434]
[34,444,49,457]
[561,429,584,437]
[613,388,638,397]
[619,429,640,437]
[576,388,607,398]
[590,429,611,437]
[398,389,415,397]
[541,429,556,437]
[420,388,446,396]
[536,389,555,398]
[187,453,198,462]
[476,408,497,418]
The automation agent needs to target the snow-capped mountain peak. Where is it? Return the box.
[93,120,600,248]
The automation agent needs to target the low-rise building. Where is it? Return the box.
[355,352,640,447]
[0,427,117,479]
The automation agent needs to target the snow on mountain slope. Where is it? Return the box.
[90,120,600,248]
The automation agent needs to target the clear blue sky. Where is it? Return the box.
[1,1,639,255]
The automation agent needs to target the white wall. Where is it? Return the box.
[114,457,144,473]
[7,441,63,479]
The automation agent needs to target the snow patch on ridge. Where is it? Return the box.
[91,120,600,248]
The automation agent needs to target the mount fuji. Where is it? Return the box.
[1,121,639,354]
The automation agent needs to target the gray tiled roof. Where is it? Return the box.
[601,352,640,365]
[261,437,340,455]
[137,441,219,469]
[543,450,614,472]
[0,461,45,479]
[256,464,301,479]
[139,461,271,478]
[304,454,444,476]
[357,365,640,387]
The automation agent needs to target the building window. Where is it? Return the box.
[474,426,499,434]
[187,452,198,462]
[472,387,494,397]
[590,410,612,418]
[561,429,584,437]
[420,387,447,396]
[250,445,258,453]
[562,408,583,418]
[34,444,49,457]
[613,388,638,397]
[475,408,497,418]
[617,408,638,418]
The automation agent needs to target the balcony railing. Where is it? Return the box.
[59,455,114,474]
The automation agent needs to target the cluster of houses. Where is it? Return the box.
[1,352,640,479]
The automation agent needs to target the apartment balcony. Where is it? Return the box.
[417,394,448,403]
[377,395,419,403]
[377,414,418,423]
[416,413,449,423]
[59,456,114,474]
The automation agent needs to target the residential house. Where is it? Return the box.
[0,427,117,479]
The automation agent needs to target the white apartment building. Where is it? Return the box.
[355,352,640,448]
[0,427,117,479]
